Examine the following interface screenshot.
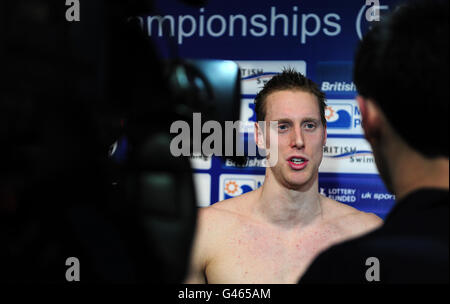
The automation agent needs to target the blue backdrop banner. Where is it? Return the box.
[138,0,404,219]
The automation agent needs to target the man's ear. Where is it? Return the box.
[254,122,265,149]
[356,95,382,144]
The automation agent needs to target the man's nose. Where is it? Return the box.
[291,125,304,149]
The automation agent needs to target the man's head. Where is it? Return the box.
[354,0,449,159]
[254,69,327,126]
[254,70,327,190]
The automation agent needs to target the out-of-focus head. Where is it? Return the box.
[354,0,449,158]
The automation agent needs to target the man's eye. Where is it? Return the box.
[278,124,288,131]
[304,122,316,130]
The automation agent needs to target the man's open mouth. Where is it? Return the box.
[290,157,305,164]
[288,156,308,170]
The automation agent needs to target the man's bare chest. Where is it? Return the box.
[205,224,343,283]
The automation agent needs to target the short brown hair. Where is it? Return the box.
[254,68,327,126]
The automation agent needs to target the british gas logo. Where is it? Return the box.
[224,180,240,196]
[219,174,265,201]
[325,103,353,129]
[223,179,256,199]
[239,98,257,133]
[324,100,364,135]
[240,98,257,123]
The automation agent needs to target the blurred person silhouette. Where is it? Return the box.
[0,0,200,283]
[299,0,448,284]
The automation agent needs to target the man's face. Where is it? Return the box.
[257,90,326,190]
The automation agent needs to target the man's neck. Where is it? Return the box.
[252,170,323,230]
[388,146,449,201]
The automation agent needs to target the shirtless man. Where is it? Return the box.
[185,69,382,284]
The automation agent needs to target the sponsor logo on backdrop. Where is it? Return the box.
[239,98,257,133]
[325,99,363,135]
[323,144,373,163]
[320,138,378,174]
[318,181,396,218]
[224,157,267,168]
[321,81,356,93]
[235,61,306,95]
[325,103,353,129]
[316,61,356,97]
[219,174,264,201]
[193,173,211,207]
[320,187,358,203]
[319,182,395,203]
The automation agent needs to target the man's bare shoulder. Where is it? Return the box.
[198,189,258,226]
[191,190,259,266]
[321,195,383,237]
[186,192,257,284]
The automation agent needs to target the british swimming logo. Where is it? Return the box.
[235,61,306,95]
[320,138,378,174]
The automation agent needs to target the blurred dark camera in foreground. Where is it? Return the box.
[0,0,240,283]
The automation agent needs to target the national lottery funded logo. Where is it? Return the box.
[219,174,264,201]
